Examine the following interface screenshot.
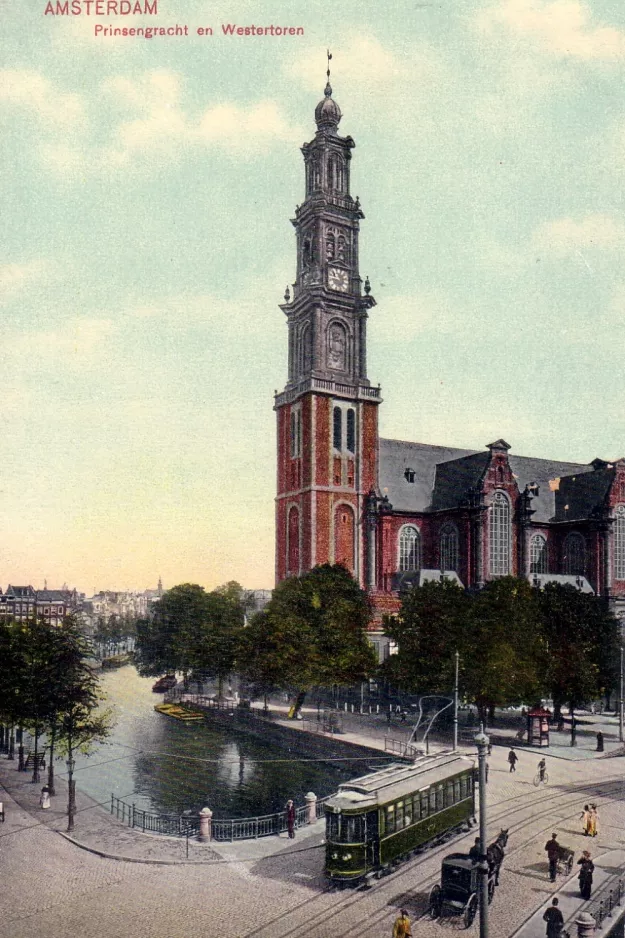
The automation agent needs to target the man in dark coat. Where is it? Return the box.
[286,799,296,839]
[578,851,594,899]
[543,898,564,938]
[508,748,519,773]
[545,833,560,882]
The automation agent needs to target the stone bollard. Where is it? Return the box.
[198,807,213,842]
[575,912,596,937]
[305,792,317,825]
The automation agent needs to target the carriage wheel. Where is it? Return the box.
[566,854,574,873]
[464,893,478,928]
[488,879,496,904]
[429,884,442,919]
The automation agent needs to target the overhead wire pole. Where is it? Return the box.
[453,650,459,751]
[475,725,490,938]
[618,636,623,743]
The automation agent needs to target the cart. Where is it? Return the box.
[429,853,496,928]
[556,845,574,875]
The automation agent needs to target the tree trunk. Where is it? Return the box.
[47,723,56,796]
[32,721,40,784]
[7,725,14,760]
[488,704,496,726]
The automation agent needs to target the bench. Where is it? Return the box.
[24,752,46,771]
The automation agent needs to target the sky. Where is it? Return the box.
[2,0,625,594]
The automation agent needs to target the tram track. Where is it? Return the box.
[242,772,625,938]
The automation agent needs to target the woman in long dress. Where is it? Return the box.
[589,804,599,837]
[578,851,594,900]
[580,805,591,836]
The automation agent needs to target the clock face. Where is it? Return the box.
[328,267,349,292]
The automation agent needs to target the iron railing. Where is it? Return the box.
[383,737,423,759]
[588,877,624,928]
[110,794,330,842]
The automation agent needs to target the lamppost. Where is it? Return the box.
[475,725,490,938]
[453,651,460,751]
[618,642,623,743]
[66,756,76,832]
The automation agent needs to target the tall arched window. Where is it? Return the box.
[399,525,420,572]
[440,524,459,573]
[333,407,342,451]
[564,532,586,576]
[615,506,625,580]
[335,505,355,572]
[530,534,548,574]
[489,491,511,576]
[287,507,300,576]
[346,409,355,453]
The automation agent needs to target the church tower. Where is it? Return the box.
[275,64,381,586]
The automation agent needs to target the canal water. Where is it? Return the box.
[73,667,368,819]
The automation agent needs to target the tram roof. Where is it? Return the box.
[326,752,474,811]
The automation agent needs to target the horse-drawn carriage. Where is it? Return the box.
[428,830,508,928]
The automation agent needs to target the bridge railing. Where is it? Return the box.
[110,794,331,842]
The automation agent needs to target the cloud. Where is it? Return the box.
[17,317,116,365]
[531,213,625,255]
[476,0,625,62]
[0,261,50,303]
[0,69,84,128]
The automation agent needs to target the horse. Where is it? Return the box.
[486,829,509,885]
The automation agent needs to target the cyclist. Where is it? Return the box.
[537,757,547,782]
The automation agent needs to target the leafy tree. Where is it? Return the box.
[244,564,376,714]
[188,582,245,698]
[463,578,547,722]
[382,579,468,694]
[537,584,619,728]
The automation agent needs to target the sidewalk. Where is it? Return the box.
[511,849,625,937]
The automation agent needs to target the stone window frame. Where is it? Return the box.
[530,533,548,575]
[398,524,421,573]
[563,531,586,576]
[615,505,625,580]
[440,522,459,573]
[489,490,511,577]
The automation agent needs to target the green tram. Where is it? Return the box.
[324,751,476,884]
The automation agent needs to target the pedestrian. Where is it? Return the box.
[557,717,565,733]
[39,785,50,810]
[400,710,407,724]
[543,898,564,938]
[392,908,412,938]
[508,747,519,773]
[578,851,594,899]
[589,804,599,838]
[387,710,392,727]
[468,837,480,862]
[545,833,560,883]
[580,804,591,836]
[487,739,492,756]
[537,757,547,782]
[286,799,296,839]
[596,731,604,752]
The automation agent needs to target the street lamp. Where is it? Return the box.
[618,642,623,743]
[66,757,76,832]
[453,651,460,751]
[475,725,490,938]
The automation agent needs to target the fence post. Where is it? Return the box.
[132,803,135,829]
[110,794,114,815]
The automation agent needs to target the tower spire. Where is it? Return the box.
[325,49,332,95]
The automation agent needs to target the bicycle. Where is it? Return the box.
[533,770,549,786]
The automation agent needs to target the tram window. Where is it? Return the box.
[446,782,454,807]
[395,802,404,829]
[404,800,413,827]
[429,788,437,812]
[420,793,429,819]
[454,779,461,802]
[436,786,445,811]
[386,804,395,834]
[340,815,364,842]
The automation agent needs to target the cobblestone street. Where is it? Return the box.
[3,715,625,938]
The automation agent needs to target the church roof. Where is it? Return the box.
[378,438,597,522]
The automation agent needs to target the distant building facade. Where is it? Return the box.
[0,585,80,625]
[274,80,625,654]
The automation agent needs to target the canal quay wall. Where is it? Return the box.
[162,692,403,766]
